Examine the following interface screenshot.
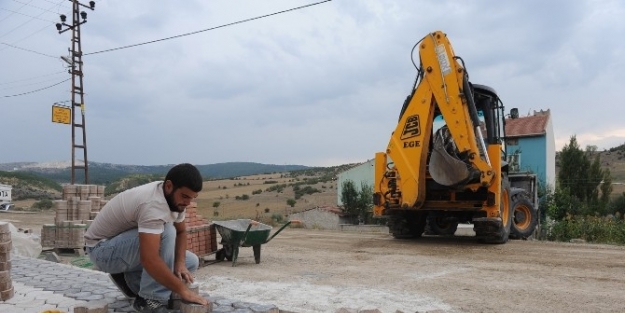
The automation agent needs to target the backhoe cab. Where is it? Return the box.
[373,31,535,243]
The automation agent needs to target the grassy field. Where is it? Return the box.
[195,173,338,223]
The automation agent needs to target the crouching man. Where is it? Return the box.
[84,163,209,312]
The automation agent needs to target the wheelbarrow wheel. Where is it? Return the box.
[253,244,261,264]
[216,248,225,261]
[223,244,233,262]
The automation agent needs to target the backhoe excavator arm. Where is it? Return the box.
[373,31,495,214]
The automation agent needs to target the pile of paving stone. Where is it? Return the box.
[41,184,107,250]
[0,221,13,301]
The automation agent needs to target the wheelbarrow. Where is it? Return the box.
[213,219,294,266]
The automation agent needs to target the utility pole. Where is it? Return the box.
[56,0,95,184]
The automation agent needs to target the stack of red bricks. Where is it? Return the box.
[0,222,13,301]
[184,203,217,258]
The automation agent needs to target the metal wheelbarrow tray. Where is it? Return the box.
[213,219,292,266]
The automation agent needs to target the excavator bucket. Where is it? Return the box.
[429,126,474,186]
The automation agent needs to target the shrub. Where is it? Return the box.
[547,216,625,244]
[32,199,54,210]
[271,213,283,223]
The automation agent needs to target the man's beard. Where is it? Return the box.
[165,189,183,212]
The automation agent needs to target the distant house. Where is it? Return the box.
[336,159,374,206]
[289,206,350,230]
[505,109,556,188]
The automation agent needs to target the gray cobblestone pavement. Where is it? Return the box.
[1,256,282,313]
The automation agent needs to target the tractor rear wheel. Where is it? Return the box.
[510,194,537,239]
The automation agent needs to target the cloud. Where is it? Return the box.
[1,0,624,167]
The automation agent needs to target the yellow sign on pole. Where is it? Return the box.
[52,104,71,124]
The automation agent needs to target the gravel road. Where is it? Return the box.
[196,228,625,313]
[3,211,625,313]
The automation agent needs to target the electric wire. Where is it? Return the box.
[1,78,69,97]
[0,76,68,91]
[0,70,66,86]
[0,0,63,39]
[0,41,57,58]
[0,7,56,23]
[3,0,324,97]
[0,0,34,23]
[11,0,65,14]
[84,0,333,56]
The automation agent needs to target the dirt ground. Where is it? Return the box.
[3,211,625,313]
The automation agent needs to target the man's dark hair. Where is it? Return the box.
[165,163,203,192]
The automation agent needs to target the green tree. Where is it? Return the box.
[585,149,603,209]
[340,180,359,223]
[558,136,589,203]
[212,201,220,208]
[286,198,297,207]
[357,182,374,224]
[599,168,613,214]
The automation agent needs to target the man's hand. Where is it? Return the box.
[180,289,210,306]
[174,261,194,284]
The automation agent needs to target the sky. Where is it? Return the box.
[1,0,624,167]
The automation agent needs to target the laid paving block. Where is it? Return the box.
[181,300,213,313]
[73,300,109,313]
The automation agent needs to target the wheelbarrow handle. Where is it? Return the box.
[240,222,254,246]
[265,220,293,243]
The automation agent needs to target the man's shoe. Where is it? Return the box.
[133,296,169,313]
[109,273,137,299]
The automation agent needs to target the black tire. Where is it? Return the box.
[389,213,427,239]
[223,244,233,261]
[510,194,537,239]
[426,217,459,236]
[477,176,512,244]
[216,248,226,261]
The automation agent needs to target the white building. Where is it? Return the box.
[0,184,12,203]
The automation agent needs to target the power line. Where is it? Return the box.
[11,0,64,15]
[0,22,53,54]
[85,0,333,56]
[0,0,63,39]
[1,78,69,98]
[0,75,68,91]
[0,41,57,58]
[0,0,34,23]
[0,7,56,23]
[0,70,65,85]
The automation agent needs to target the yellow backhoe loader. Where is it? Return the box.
[373,30,538,243]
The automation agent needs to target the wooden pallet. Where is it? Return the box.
[53,247,85,256]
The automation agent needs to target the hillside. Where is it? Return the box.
[1,161,353,213]
[0,161,310,185]
[0,171,62,201]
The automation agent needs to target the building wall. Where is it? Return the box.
[508,136,548,186]
[337,159,375,205]
[544,117,556,188]
[289,208,348,230]
[0,184,11,203]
